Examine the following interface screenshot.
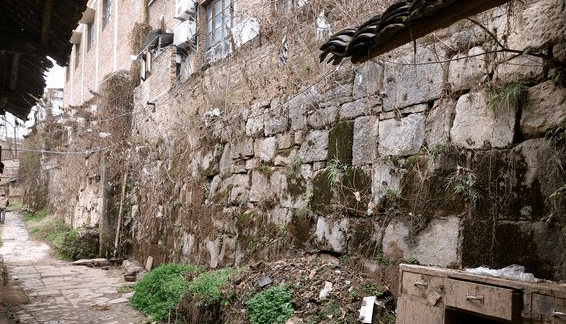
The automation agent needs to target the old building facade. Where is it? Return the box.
[55,0,566,283]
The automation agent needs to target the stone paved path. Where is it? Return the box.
[0,211,147,324]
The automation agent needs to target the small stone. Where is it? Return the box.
[256,275,273,288]
[319,281,333,300]
[145,256,153,271]
[309,269,317,280]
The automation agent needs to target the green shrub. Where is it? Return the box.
[247,284,294,324]
[24,207,48,223]
[7,200,22,211]
[131,263,199,321]
[188,267,234,306]
[57,227,99,260]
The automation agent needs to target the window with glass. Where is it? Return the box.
[272,0,292,12]
[205,0,232,61]
[87,22,95,51]
[103,0,112,28]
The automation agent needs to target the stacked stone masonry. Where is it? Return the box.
[64,0,566,281]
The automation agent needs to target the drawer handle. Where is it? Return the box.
[413,281,428,289]
[552,310,566,317]
[465,294,484,303]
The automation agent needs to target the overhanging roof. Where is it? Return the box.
[0,0,88,120]
[320,0,512,65]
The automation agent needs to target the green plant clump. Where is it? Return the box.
[446,167,482,210]
[24,207,48,223]
[57,227,99,260]
[131,263,199,321]
[7,200,22,211]
[247,284,294,324]
[188,267,234,306]
[487,81,527,112]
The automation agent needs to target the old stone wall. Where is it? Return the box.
[65,0,566,281]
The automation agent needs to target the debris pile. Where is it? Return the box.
[222,254,396,324]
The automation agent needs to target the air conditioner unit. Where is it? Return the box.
[175,0,196,21]
[174,20,196,48]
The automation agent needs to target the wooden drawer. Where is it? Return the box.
[401,271,445,306]
[396,295,444,324]
[444,278,514,321]
[531,294,566,323]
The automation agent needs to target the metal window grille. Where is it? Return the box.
[205,0,232,61]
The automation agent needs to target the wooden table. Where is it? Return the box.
[397,264,566,324]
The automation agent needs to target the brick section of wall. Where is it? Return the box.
[133,45,178,137]
[149,0,177,32]
[64,0,148,107]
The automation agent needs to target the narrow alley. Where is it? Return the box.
[0,211,146,324]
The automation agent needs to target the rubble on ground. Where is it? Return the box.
[222,254,396,324]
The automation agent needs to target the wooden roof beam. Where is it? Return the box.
[0,35,42,54]
[9,53,20,91]
[41,0,56,45]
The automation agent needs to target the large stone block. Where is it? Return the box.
[448,46,486,92]
[450,92,515,149]
[493,54,544,85]
[264,115,288,136]
[319,84,353,108]
[383,216,461,268]
[353,60,384,100]
[383,45,446,111]
[277,133,293,150]
[316,217,348,254]
[245,113,264,136]
[554,41,566,62]
[521,81,566,138]
[372,163,403,205]
[288,87,319,131]
[513,138,562,198]
[299,130,329,163]
[506,0,566,51]
[328,120,354,164]
[241,137,255,158]
[425,98,456,147]
[289,105,307,131]
[270,207,291,224]
[446,25,488,53]
[382,219,410,259]
[228,174,250,205]
[412,217,461,268]
[308,106,339,129]
[249,170,271,202]
[339,97,381,120]
[255,137,278,162]
[353,116,379,166]
[379,113,425,156]
[219,143,231,175]
[270,171,287,197]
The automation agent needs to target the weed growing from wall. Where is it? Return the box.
[446,166,482,211]
[486,81,527,112]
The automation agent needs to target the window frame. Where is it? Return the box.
[205,0,233,61]
[74,43,81,70]
[103,0,112,28]
[87,22,95,51]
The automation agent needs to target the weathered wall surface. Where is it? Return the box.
[65,0,566,281]
[64,0,145,106]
